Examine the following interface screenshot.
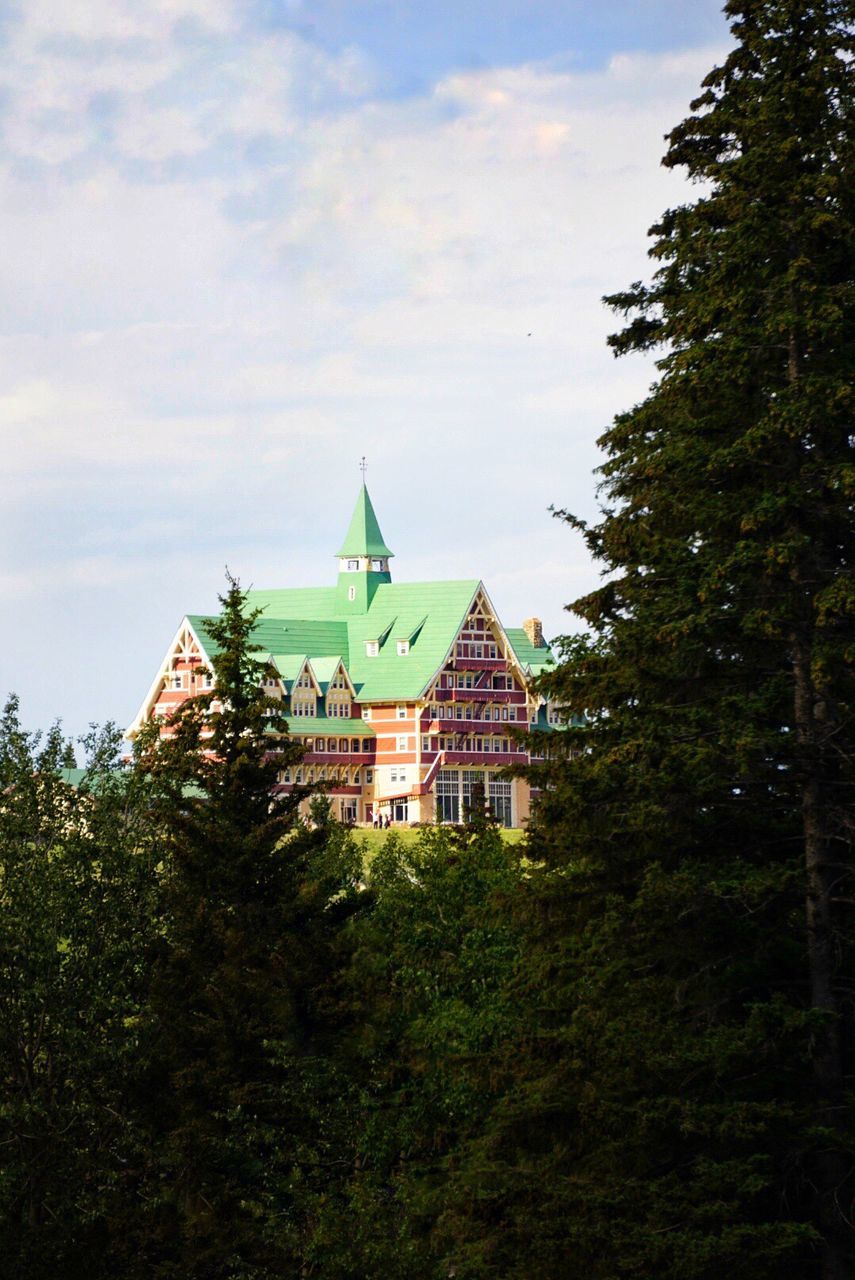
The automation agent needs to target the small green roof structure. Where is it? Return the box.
[335,484,395,560]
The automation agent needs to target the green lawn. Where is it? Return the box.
[354,825,526,854]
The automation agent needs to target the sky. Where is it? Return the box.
[0,0,732,742]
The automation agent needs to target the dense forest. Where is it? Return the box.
[1,2,853,1276]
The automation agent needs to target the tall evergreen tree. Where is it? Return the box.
[442,5,854,1278]
[133,576,363,1277]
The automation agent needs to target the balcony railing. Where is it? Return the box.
[302,751,373,765]
[433,687,522,704]
[441,750,527,765]
[427,718,524,734]
[450,656,506,671]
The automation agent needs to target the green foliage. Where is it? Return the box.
[308,824,526,1278]
[444,3,855,1276]
[0,696,160,1279]
[131,575,365,1277]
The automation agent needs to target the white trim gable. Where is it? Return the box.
[418,583,530,701]
[294,657,322,696]
[126,617,211,737]
[329,658,356,698]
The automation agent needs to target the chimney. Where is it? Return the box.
[523,616,544,648]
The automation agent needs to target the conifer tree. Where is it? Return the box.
[445,4,854,1278]
[133,575,363,1277]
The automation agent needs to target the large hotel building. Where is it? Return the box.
[129,485,559,827]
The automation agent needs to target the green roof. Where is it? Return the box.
[186,581,557,707]
[285,716,374,736]
[308,655,348,692]
[59,767,89,787]
[243,579,481,702]
[335,485,394,559]
[505,627,556,677]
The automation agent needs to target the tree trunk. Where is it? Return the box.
[793,641,852,1280]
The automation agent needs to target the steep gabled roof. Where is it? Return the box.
[309,655,353,695]
[335,484,395,559]
[242,579,481,702]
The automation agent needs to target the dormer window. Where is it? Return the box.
[347,559,359,571]
[366,641,379,657]
[396,640,409,656]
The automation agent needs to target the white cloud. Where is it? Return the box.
[0,4,729,733]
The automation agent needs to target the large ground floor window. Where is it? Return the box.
[488,778,513,827]
[436,771,459,824]
[435,769,514,827]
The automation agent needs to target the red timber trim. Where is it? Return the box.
[433,688,522,704]
[448,656,506,672]
[415,751,446,794]
[441,750,527,766]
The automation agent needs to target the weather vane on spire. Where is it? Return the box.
[360,456,367,481]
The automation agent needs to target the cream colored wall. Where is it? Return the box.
[512,776,530,827]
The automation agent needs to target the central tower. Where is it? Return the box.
[334,483,393,613]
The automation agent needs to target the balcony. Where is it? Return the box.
[450,656,506,671]
[303,750,374,765]
[433,687,521,704]
[427,718,522,734]
[441,750,528,766]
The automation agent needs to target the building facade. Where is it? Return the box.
[129,485,558,827]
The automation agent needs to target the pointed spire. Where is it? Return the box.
[335,484,394,560]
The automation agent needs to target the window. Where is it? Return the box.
[371,558,384,571]
[422,736,431,752]
[203,673,214,689]
[365,768,373,783]
[362,739,372,753]
[316,738,325,751]
[347,559,359,571]
[489,778,513,828]
[339,739,349,752]
[352,739,361,753]
[397,735,407,752]
[396,640,409,656]
[396,705,407,719]
[366,641,379,657]
[171,673,183,690]
[348,585,356,601]
[362,706,371,720]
